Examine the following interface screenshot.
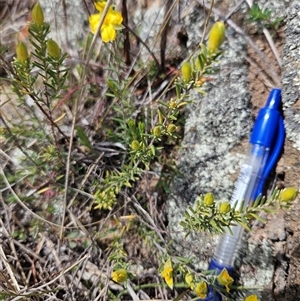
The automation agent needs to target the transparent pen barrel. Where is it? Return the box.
[212,144,270,267]
[213,226,244,266]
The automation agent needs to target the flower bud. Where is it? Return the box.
[32,3,44,26]
[181,62,192,82]
[219,202,231,213]
[47,39,61,59]
[194,282,207,299]
[185,273,194,289]
[169,99,177,109]
[16,41,29,62]
[167,124,177,133]
[207,21,225,53]
[153,126,162,137]
[244,295,259,301]
[217,268,234,292]
[111,269,128,283]
[131,140,140,151]
[203,193,214,206]
[279,187,298,202]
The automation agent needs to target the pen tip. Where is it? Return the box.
[266,88,281,110]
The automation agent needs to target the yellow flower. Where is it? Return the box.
[185,273,194,289]
[89,1,123,43]
[244,295,259,301]
[194,282,207,298]
[217,268,234,292]
[207,21,225,53]
[111,269,128,283]
[160,258,173,289]
[279,187,298,202]
[219,202,231,213]
[203,193,214,206]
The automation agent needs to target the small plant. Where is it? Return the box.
[180,188,297,236]
[247,4,284,33]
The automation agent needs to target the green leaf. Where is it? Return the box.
[249,213,266,224]
[76,126,92,150]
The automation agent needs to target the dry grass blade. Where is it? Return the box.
[0,245,20,293]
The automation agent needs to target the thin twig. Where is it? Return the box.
[0,244,20,292]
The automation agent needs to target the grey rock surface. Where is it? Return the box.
[39,0,86,55]
[282,2,300,151]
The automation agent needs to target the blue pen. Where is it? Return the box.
[201,88,285,301]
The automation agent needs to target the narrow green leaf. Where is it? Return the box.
[249,213,266,224]
[76,126,92,150]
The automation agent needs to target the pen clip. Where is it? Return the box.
[254,112,285,199]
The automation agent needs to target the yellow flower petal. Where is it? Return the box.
[95,1,106,12]
[101,24,117,43]
[111,269,128,283]
[244,295,259,301]
[217,268,234,292]
[89,3,122,43]
[89,14,101,34]
[194,282,207,298]
[160,258,173,289]
[106,10,123,25]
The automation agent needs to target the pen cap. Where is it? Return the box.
[250,88,282,148]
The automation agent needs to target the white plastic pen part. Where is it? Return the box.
[212,144,269,266]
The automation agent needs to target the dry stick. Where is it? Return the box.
[155,0,180,47]
[225,0,245,19]
[262,27,282,68]
[122,0,131,66]
[200,0,215,45]
[0,244,20,292]
[60,0,113,245]
[196,0,281,87]
[122,23,161,70]
[244,0,282,68]
[160,0,173,72]
[0,215,27,284]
